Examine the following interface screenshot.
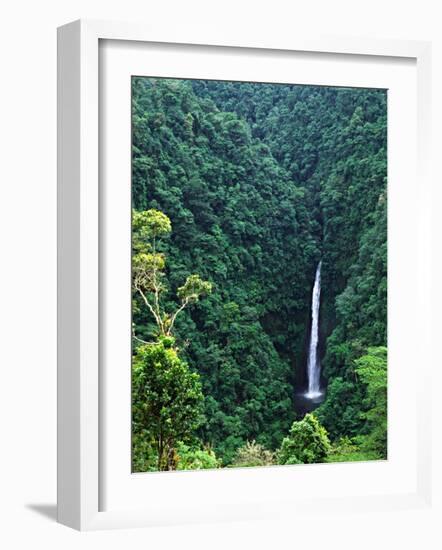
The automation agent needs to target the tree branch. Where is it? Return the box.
[132,325,151,346]
[152,235,162,321]
[167,297,190,335]
[135,284,165,334]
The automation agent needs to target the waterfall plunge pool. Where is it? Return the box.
[294,388,326,415]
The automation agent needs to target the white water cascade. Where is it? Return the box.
[306,261,322,399]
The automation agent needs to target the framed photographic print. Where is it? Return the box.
[57,19,433,530]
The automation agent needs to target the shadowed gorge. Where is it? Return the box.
[131,77,387,470]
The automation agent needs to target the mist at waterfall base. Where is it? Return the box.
[295,261,326,415]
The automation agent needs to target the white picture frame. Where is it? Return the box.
[57,19,433,531]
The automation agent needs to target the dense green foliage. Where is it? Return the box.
[132,338,205,471]
[132,77,388,469]
[354,346,388,458]
[175,442,221,470]
[278,414,331,465]
[326,436,379,463]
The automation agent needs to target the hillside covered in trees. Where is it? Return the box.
[131,77,387,471]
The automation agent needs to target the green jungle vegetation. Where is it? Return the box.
[131,77,387,472]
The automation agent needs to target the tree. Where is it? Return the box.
[354,346,387,458]
[132,337,204,471]
[315,374,365,439]
[176,442,221,470]
[132,208,212,339]
[277,414,331,465]
[326,436,379,463]
[231,440,275,468]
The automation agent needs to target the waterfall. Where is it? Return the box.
[306,261,322,398]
